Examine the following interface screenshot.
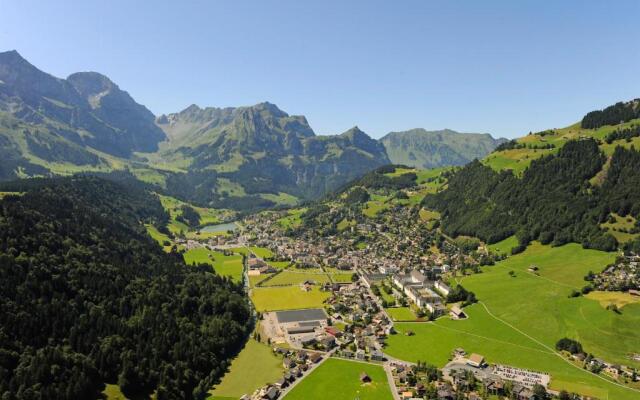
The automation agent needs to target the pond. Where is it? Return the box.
[200,221,239,233]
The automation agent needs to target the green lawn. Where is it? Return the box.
[262,271,331,287]
[251,286,330,312]
[284,358,392,400]
[385,307,416,321]
[208,339,283,399]
[488,235,519,256]
[183,248,244,282]
[385,242,640,399]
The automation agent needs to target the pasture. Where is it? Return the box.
[262,271,331,287]
[384,242,640,400]
[251,286,330,312]
[487,235,518,256]
[208,339,283,399]
[183,248,244,282]
[385,307,416,321]
[284,358,392,400]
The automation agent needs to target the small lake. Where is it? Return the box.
[200,221,239,233]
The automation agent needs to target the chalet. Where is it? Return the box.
[467,353,485,368]
[359,372,372,383]
[449,305,466,319]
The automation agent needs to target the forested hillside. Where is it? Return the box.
[424,139,640,252]
[0,178,251,399]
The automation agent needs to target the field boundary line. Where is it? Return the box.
[479,301,640,395]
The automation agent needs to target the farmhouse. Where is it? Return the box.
[467,353,485,368]
[450,305,467,319]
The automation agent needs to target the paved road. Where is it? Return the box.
[383,362,402,400]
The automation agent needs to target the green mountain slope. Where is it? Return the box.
[380,128,506,169]
[152,103,390,208]
[425,99,640,252]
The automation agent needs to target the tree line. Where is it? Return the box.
[424,139,640,252]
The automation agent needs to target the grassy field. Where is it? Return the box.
[585,291,640,309]
[385,307,416,321]
[208,339,283,399]
[231,246,274,259]
[145,224,173,252]
[483,119,640,175]
[488,235,519,256]
[183,248,244,282]
[601,213,639,243]
[251,286,330,312]
[262,271,332,287]
[363,200,388,218]
[385,242,640,399]
[277,208,305,228]
[284,358,392,400]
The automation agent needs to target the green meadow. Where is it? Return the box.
[385,242,640,399]
[261,271,332,287]
[251,286,330,312]
[208,339,283,400]
[183,248,244,283]
[385,307,416,321]
[487,235,519,256]
[284,358,392,400]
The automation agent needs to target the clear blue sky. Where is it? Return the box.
[2,0,639,139]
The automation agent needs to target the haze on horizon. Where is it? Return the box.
[2,0,639,139]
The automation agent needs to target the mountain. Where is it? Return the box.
[0,50,515,211]
[380,128,507,169]
[154,103,390,209]
[0,49,165,175]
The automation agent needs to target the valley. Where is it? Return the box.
[0,40,639,400]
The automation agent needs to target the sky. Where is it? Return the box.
[1,0,639,139]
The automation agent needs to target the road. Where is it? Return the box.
[278,348,338,398]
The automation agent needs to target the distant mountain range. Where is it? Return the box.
[0,50,504,210]
[381,128,507,169]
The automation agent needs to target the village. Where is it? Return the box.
[177,206,640,400]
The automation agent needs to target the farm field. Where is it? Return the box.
[183,248,244,282]
[251,286,330,312]
[385,242,640,399]
[385,307,416,321]
[262,271,331,287]
[208,339,283,400]
[283,358,392,400]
